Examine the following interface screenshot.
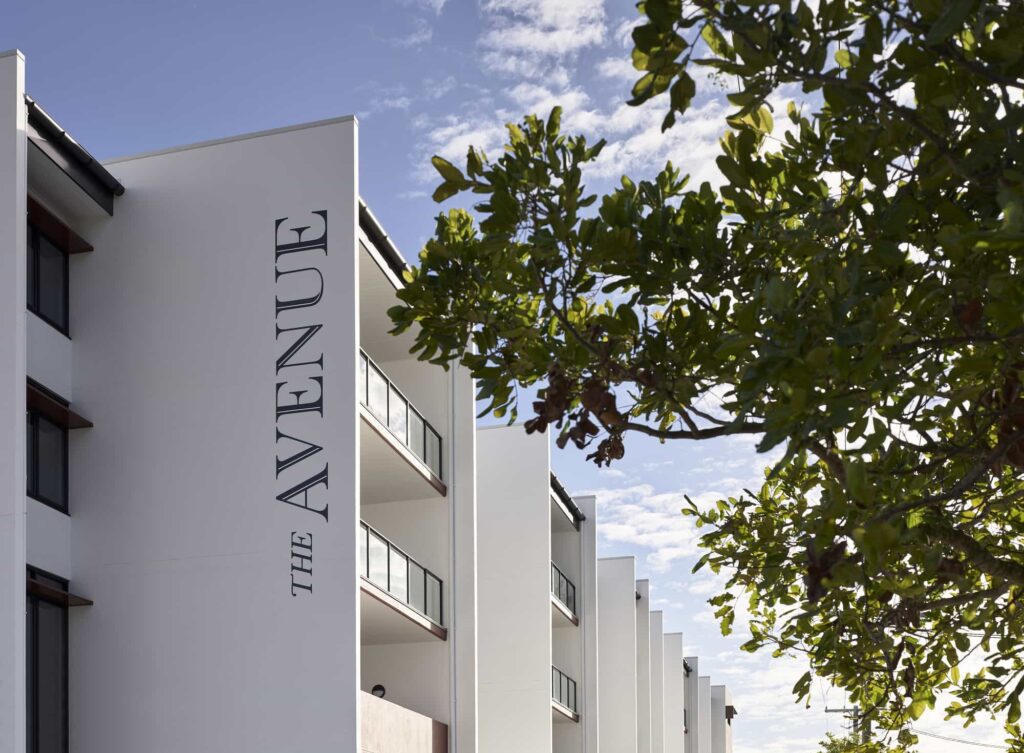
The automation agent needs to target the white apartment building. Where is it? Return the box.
[1,48,738,753]
[599,558,737,753]
[477,425,599,753]
[1,49,476,753]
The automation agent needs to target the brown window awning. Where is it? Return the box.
[27,381,92,429]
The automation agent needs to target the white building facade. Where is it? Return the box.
[1,49,477,753]
[1,48,738,753]
[477,425,599,753]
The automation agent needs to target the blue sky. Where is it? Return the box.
[3,1,1005,751]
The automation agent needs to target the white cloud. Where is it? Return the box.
[391,16,434,47]
[596,55,638,83]
[587,98,729,185]
[479,0,607,78]
[395,0,448,15]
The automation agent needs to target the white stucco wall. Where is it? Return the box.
[70,118,361,752]
[26,311,72,400]
[663,634,685,753]
[709,685,728,753]
[598,556,638,753]
[649,611,664,753]
[450,361,479,753]
[636,580,652,753]
[0,48,27,753]
[684,657,701,753]
[477,426,552,753]
[578,495,599,753]
[697,677,712,753]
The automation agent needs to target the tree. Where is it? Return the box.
[389,0,1024,745]
[818,732,898,753]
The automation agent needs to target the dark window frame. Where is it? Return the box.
[26,381,69,514]
[26,565,69,753]
[27,220,70,337]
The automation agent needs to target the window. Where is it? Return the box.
[27,222,69,335]
[27,568,69,753]
[26,406,68,513]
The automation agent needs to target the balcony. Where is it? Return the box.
[359,349,445,502]
[360,521,446,642]
[551,665,579,722]
[361,691,448,753]
[551,562,578,626]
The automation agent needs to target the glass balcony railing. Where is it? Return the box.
[359,521,443,626]
[552,665,578,714]
[359,349,443,480]
[551,562,577,617]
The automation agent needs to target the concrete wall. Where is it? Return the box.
[684,657,701,753]
[636,580,651,753]
[578,495,599,753]
[697,677,712,753]
[709,686,731,753]
[649,612,664,753]
[477,426,552,753]
[598,557,637,753]
[0,49,27,753]
[663,634,684,753]
[450,361,479,753]
[70,118,361,752]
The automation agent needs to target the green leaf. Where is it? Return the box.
[431,155,465,184]
[925,1,973,46]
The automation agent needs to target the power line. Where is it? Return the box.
[914,728,1006,750]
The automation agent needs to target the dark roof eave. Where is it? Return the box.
[550,472,586,523]
[359,200,409,282]
[24,95,125,197]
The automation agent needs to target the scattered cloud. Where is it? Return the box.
[390,16,434,48]
[479,0,607,79]
[596,55,638,83]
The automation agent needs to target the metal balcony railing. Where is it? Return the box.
[552,665,578,714]
[359,349,442,480]
[359,521,443,626]
[551,562,577,617]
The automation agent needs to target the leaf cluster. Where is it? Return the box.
[390,0,1024,744]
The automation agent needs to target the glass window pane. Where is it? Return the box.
[425,427,441,479]
[408,560,425,615]
[388,386,408,444]
[408,410,425,463]
[36,600,67,753]
[368,530,389,590]
[358,524,368,579]
[367,364,388,425]
[359,353,368,406]
[36,415,66,510]
[426,573,442,625]
[26,412,35,498]
[389,547,408,603]
[37,234,66,330]
[27,227,37,311]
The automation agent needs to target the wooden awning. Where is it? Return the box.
[27,381,92,429]
[27,578,93,607]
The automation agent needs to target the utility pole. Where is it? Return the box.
[826,706,871,745]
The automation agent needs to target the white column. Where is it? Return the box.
[684,657,701,753]
[0,48,26,753]
[578,495,599,753]
[663,634,685,753]
[649,612,665,753]
[697,677,712,753]
[452,363,479,753]
[709,685,727,753]
[636,580,652,753]
[598,557,638,753]
[477,427,551,753]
